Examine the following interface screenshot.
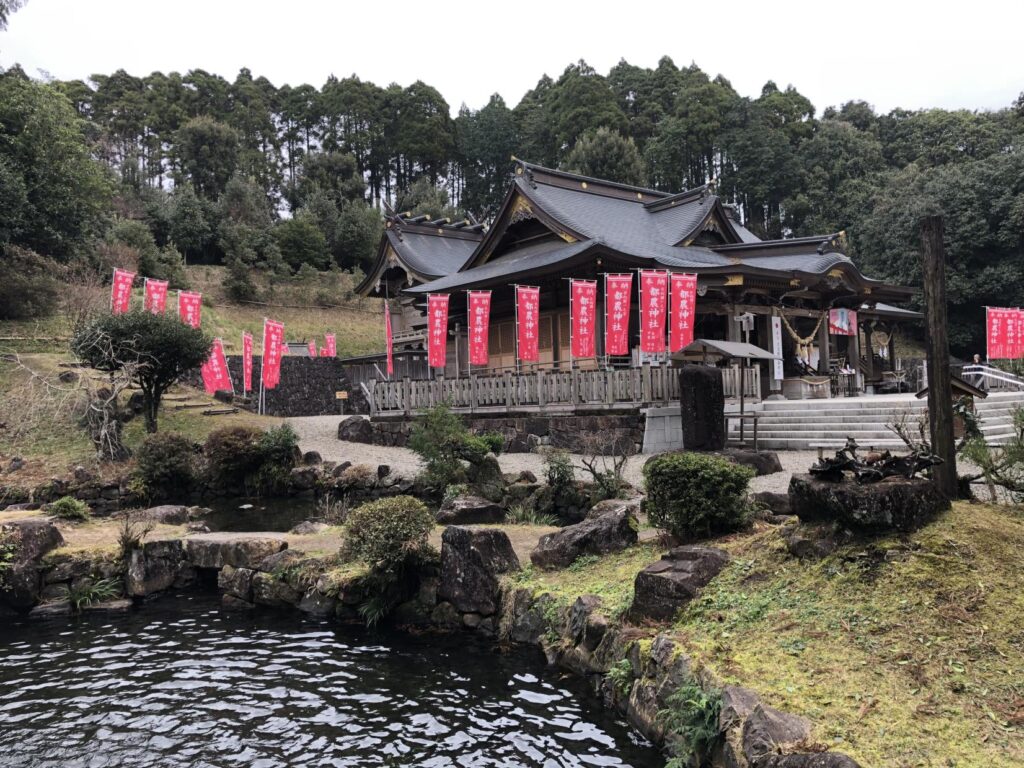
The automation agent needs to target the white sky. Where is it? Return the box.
[1,0,1022,115]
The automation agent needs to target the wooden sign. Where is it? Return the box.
[335,391,348,400]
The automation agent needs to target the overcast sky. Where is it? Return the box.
[2,0,1022,115]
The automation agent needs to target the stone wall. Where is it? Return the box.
[186,356,366,417]
[341,410,646,455]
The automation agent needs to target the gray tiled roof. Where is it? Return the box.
[388,229,478,280]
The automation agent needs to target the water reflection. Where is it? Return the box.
[0,595,660,767]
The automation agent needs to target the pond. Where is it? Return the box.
[202,497,320,532]
[0,595,662,767]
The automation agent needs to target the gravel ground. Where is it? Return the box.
[287,415,818,493]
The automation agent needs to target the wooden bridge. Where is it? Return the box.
[365,364,760,416]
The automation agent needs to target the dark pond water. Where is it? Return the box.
[202,497,319,532]
[0,595,662,767]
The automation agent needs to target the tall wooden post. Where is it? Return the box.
[817,313,830,375]
[921,216,957,499]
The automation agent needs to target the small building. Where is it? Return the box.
[352,160,920,444]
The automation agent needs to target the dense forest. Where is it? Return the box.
[1,0,1022,352]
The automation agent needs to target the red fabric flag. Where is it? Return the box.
[639,270,669,354]
[143,278,168,314]
[242,332,253,393]
[307,340,317,357]
[570,279,597,358]
[323,333,336,357]
[468,290,491,367]
[427,294,449,369]
[1016,309,1024,359]
[110,268,135,314]
[200,338,232,394]
[828,308,858,336]
[178,291,202,328]
[384,304,394,376]
[516,285,541,363]
[604,274,633,356]
[669,273,698,353]
[262,319,285,389]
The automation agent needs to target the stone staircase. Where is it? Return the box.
[975,391,1024,446]
[727,391,1024,451]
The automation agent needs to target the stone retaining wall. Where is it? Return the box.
[342,411,646,454]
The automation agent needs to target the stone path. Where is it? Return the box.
[287,415,817,494]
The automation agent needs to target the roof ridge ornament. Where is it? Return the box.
[817,230,848,254]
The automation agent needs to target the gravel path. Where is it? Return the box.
[288,415,817,493]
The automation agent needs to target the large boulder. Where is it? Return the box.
[721,448,784,476]
[530,507,638,569]
[467,454,506,503]
[437,526,520,616]
[788,474,947,532]
[134,505,189,525]
[251,571,301,606]
[679,366,725,450]
[629,545,729,621]
[436,494,505,525]
[337,415,373,443]
[742,703,812,765]
[126,538,190,597]
[185,534,288,569]
[217,564,255,602]
[0,518,65,609]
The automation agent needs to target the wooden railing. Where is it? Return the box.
[368,364,760,416]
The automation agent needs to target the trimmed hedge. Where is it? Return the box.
[343,495,434,573]
[643,452,754,540]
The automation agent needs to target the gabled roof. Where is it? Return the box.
[355,212,483,296]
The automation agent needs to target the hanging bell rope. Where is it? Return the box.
[779,308,828,364]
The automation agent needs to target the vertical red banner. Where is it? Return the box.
[670,273,698,352]
[427,294,449,369]
[516,285,541,363]
[987,307,1015,360]
[200,338,232,394]
[262,319,285,389]
[307,340,317,358]
[178,291,202,328]
[605,274,633,356]
[468,290,491,367]
[143,278,168,314]
[323,333,336,357]
[110,268,135,314]
[639,270,669,353]
[1017,309,1024,359]
[384,304,394,376]
[570,279,597,358]
[242,332,253,394]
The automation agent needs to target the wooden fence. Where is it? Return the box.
[367,364,760,416]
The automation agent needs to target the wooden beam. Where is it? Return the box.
[920,215,957,499]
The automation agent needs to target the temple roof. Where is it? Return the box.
[354,212,483,297]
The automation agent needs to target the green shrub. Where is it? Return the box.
[643,452,754,539]
[409,404,504,490]
[49,496,91,521]
[0,246,60,320]
[136,432,197,499]
[506,501,558,527]
[606,658,634,697]
[657,679,722,764]
[441,483,469,506]
[64,577,121,612]
[343,495,435,574]
[203,426,265,487]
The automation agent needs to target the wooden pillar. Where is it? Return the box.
[817,313,830,375]
[921,215,957,499]
[848,323,861,393]
[862,321,875,384]
[887,330,897,371]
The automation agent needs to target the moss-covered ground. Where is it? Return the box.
[512,503,1024,767]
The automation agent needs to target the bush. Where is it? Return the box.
[643,452,754,539]
[49,496,91,521]
[343,495,435,574]
[408,405,505,494]
[203,424,298,495]
[136,432,197,499]
[0,246,61,320]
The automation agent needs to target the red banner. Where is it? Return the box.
[427,294,449,369]
[987,307,1024,360]
[110,268,135,314]
[307,340,317,358]
[262,319,285,389]
[605,274,633,356]
[670,273,698,352]
[570,280,597,358]
[200,338,232,395]
[468,291,491,367]
[516,285,541,363]
[640,270,669,354]
[828,308,858,336]
[242,332,253,393]
[322,333,336,357]
[384,304,394,376]
[178,291,202,328]
[143,278,168,315]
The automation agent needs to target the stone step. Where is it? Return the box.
[747,438,910,451]
[752,408,928,420]
[761,400,925,411]
[732,430,901,441]
[734,416,926,426]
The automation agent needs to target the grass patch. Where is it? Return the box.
[674,503,1024,767]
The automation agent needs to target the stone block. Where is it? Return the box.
[629,545,729,621]
[438,526,520,616]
